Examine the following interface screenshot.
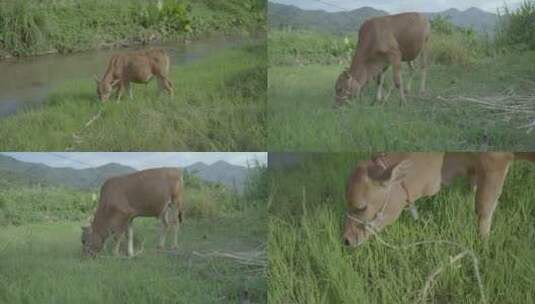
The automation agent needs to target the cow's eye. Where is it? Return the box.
[352,205,367,213]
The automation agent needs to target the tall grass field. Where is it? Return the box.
[268,153,535,303]
[267,2,535,151]
[0,170,267,304]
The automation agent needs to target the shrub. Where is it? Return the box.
[429,15,488,65]
[496,0,535,51]
[269,29,354,65]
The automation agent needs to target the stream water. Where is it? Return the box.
[0,35,254,118]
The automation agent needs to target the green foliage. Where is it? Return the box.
[0,183,94,226]
[269,26,492,67]
[0,170,266,226]
[429,15,490,65]
[496,0,535,51]
[190,0,266,35]
[185,183,238,219]
[0,0,263,57]
[0,44,266,151]
[244,163,268,202]
[183,170,204,190]
[269,154,535,303]
[0,1,51,56]
[269,30,354,66]
[135,0,192,34]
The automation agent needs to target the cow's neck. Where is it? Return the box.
[373,153,414,205]
[101,71,115,84]
[348,53,368,85]
[91,208,111,241]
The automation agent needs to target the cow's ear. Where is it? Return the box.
[369,159,412,187]
[94,75,100,83]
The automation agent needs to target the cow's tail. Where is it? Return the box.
[514,152,535,163]
[175,170,184,224]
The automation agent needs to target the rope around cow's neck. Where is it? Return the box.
[346,181,394,231]
[344,183,487,304]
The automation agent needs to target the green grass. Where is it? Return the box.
[0,175,267,303]
[268,51,535,151]
[0,43,266,151]
[268,153,535,303]
[0,213,266,304]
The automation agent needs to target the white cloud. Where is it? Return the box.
[270,0,522,13]
[1,152,267,170]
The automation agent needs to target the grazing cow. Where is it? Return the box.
[81,167,184,257]
[335,13,430,106]
[95,48,174,102]
[343,152,535,247]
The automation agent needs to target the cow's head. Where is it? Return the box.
[335,69,362,106]
[343,158,412,248]
[81,225,103,257]
[94,76,119,102]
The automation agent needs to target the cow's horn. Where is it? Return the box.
[93,75,100,83]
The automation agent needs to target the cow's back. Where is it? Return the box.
[144,48,170,75]
[359,12,430,61]
[99,167,182,216]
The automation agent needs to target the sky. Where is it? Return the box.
[270,0,522,13]
[1,152,267,170]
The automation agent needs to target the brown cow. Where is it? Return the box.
[335,13,430,106]
[95,48,174,102]
[343,152,535,247]
[81,167,184,257]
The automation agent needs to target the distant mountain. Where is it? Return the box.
[0,154,252,192]
[184,160,251,192]
[269,2,498,34]
[425,7,498,33]
[269,2,387,35]
[0,154,136,189]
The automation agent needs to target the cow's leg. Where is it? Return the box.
[474,163,510,239]
[406,61,415,95]
[419,44,429,95]
[158,205,170,250]
[167,204,180,251]
[170,187,184,251]
[112,223,127,256]
[407,204,419,220]
[376,70,386,103]
[127,219,134,257]
[125,82,133,100]
[115,83,124,102]
[157,75,174,96]
[387,51,405,104]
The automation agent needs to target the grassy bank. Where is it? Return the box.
[268,153,535,303]
[0,172,267,303]
[0,0,266,57]
[268,31,535,151]
[0,215,265,304]
[0,43,266,151]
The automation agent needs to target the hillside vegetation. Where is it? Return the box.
[0,0,266,57]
